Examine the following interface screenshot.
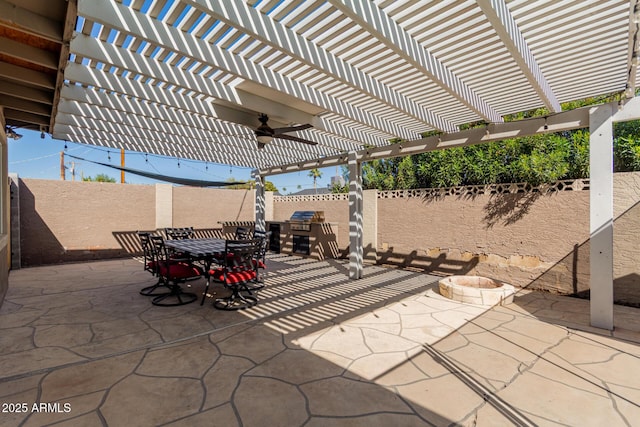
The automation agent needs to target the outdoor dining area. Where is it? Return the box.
[1,247,639,426]
[138,226,270,309]
[3,0,640,425]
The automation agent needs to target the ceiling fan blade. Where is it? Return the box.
[276,133,318,145]
[272,123,313,134]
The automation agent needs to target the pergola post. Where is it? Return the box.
[589,104,614,330]
[254,171,266,233]
[348,151,363,279]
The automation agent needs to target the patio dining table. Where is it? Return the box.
[164,237,239,305]
[164,237,226,261]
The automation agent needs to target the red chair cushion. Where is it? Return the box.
[209,267,257,284]
[251,259,267,269]
[158,261,203,280]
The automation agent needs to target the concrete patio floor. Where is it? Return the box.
[0,255,639,426]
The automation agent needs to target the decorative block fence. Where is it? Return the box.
[11,173,640,303]
[271,174,640,302]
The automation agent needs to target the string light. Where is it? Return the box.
[107,151,111,161]
[145,153,148,163]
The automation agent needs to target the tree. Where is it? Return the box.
[614,120,640,171]
[82,174,116,183]
[264,181,278,192]
[330,182,348,193]
[308,168,322,193]
[360,94,640,191]
[225,177,278,191]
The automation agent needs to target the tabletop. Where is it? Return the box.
[164,238,226,258]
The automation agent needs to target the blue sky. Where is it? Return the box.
[8,129,338,193]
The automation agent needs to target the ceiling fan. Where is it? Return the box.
[254,113,316,149]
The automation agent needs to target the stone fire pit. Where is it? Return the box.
[438,275,515,306]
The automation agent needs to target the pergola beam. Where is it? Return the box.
[0,62,56,90]
[3,108,50,127]
[0,36,59,70]
[589,104,614,330]
[69,33,369,152]
[53,123,273,169]
[259,105,592,176]
[625,0,640,97]
[62,64,343,164]
[75,0,409,143]
[58,100,308,167]
[329,0,503,124]
[184,0,457,132]
[0,0,63,42]
[477,0,561,112]
[0,81,52,105]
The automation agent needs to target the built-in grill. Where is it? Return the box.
[287,211,325,232]
[287,211,325,256]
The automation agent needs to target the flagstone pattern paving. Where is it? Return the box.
[0,255,638,426]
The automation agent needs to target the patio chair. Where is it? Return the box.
[137,231,167,296]
[204,239,261,310]
[165,227,194,240]
[149,235,202,306]
[253,230,271,285]
[234,226,252,240]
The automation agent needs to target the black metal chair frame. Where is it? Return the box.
[253,230,271,285]
[206,239,261,310]
[137,231,168,296]
[234,226,252,240]
[165,227,194,240]
[149,235,201,306]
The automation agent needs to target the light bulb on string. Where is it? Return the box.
[145,153,148,163]
[177,158,180,168]
[107,151,111,161]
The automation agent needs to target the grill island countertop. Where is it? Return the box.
[287,211,325,232]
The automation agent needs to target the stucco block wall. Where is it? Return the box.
[19,179,156,265]
[172,186,255,228]
[377,187,591,290]
[0,237,8,303]
[16,180,255,266]
[612,172,640,304]
[0,107,7,306]
[12,175,640,301]
[375,175,640,296]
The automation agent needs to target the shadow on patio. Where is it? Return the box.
[0,255,639,426]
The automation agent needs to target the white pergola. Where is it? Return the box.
[2,0,640,329]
